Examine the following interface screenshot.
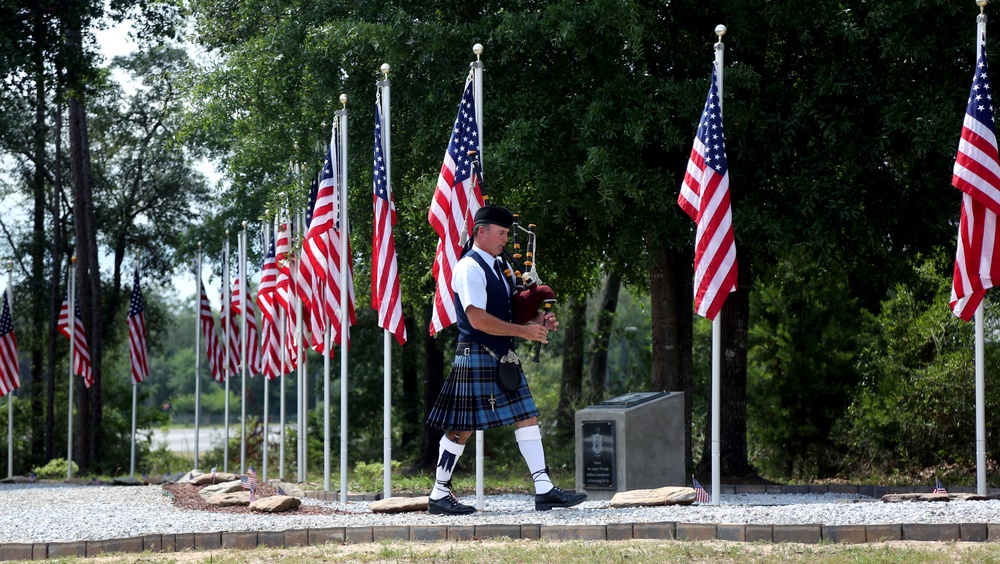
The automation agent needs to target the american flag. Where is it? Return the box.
[693,477,711,504]
[210,465,217,480]
[221,267,241,378]
[932,479,948,494]
[678,63,738,321]
[57,290,93,388]
[258,236,281,380]
[277,484,286,496]
[301,144,337,352]
[428,74,485,335]
[298,176,323,352]
[951,37,1000,320]
[0,292,19,398]
[240,474,256,502]
[231,276,262,376]
[199,284,224,382]
[372,101,406,345]
[275,216,299,369]
[327,126,357,348]
[127,266,149,385]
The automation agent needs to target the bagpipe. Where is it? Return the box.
[469,150,556,362]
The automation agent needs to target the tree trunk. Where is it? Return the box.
[399,315,419,455]
[46,101,64,462]
[650,245,681,392]
[649,243,694,478]
[696,283,757,481]
[586,273,621,404]
[66,18,102,470]
[556,293,586,440]
[29,11,48,463]
[417,293,445,470]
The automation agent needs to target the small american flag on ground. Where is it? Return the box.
[277,485,286,496]
[693,477,711,504]
[241,474,256,502]
[27,472,35,483]
[210,466,217,479]
[932,479,948,494]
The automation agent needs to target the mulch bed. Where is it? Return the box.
[163,483,342,515]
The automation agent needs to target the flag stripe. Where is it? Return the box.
[428,76,484,335]
[57,293,94,388]
[127,266,149,385]
[372,101,407,345]
[199,284,224,382]
[951,38,1000,320]
[677,63,738,321]
[0,293,19,397]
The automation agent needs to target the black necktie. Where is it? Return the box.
[494,259,505,283]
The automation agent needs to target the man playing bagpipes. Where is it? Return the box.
[425,205,587,515]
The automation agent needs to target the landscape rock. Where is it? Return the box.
[175,470,203,484]
[949,492,989,501]
[207,491,252,507]
[0,476,34,484]
[112,477,142,486]
[608,486,697,508]
[250,495,302,513]
[198,479,244,500]
[881,493,951,503]
[369,496,431,513]
[191,472,238,487]
[878,492,987,503]
[273,481,306,498]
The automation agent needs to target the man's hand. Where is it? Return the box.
[532,310,559,332]
[466,306,551,344]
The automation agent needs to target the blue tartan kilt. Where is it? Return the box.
[426,341,539,431]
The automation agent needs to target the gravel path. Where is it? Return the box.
[2,483,1000,543]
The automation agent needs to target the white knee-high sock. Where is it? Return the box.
[515,425,553,494]
[431,435,466,500]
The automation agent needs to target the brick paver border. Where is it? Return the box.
[2,521,998,560]
[3,483,1000,559]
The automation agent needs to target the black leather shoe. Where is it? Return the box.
[428,493,477,515]
[535,486,587,511]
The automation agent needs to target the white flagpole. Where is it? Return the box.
[275,212,287,481]
[323,324,331,492]
[223,232,231,473]
[130,264,139,478]
[240,223,248,475]
[710,24,727,506]
[338,94,350,504]
[130,377,137,477]
[194,248,202,471]
[324,123,336,493]
[295,217,306,484]
[379,63,393,499]
[261,223,269,485]
[6,261,13,479]
[471,43,486,512]
[976,7,988,497]
[67,257,75,479]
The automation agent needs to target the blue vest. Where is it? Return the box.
[455,252,514,353]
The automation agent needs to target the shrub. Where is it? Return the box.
[34,458,78,479]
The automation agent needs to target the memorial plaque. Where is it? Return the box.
[596,391,665,408]
[581,420,616,489]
